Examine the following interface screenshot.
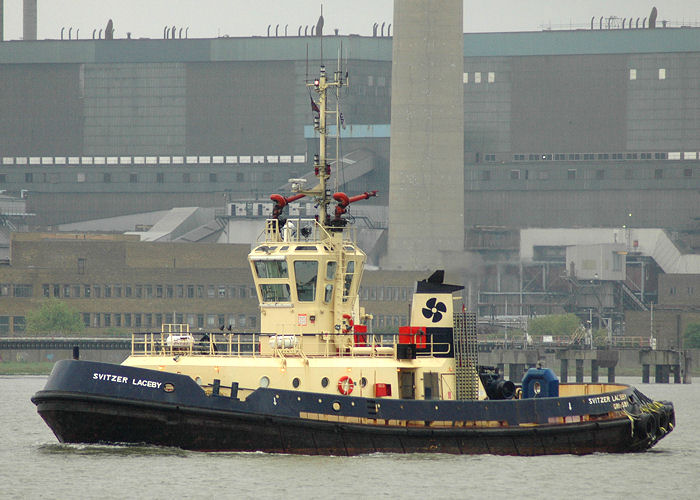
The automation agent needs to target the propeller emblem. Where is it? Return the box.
[422,297,447,323]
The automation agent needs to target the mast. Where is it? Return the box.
[334,47,343,194]
[304,64,344,228]
[272,58,373,234]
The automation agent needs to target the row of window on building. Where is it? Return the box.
[463,72,496,84]
[85,312,257,330]
[371,315,409,330]
[0,283,257,300]
[365,75,387,87]
[506,152,699,162]
[464,68,671,84]
[2,283,417,303]
[358,286,413,302]
[85,172,249,184]
[0,316,25,334]
[0,313,415,335]
[1,154,306,167]
[0,313,258,334]
[0,284,33,297]
[629,68,669,80]
[667,286,695,296]
[0,171,276,185]
[482,166,696,181]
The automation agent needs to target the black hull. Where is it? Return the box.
[32,360,673,456]
[35,393,653,455]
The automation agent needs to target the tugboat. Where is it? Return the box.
[33,63,674,455]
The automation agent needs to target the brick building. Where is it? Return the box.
[0,233,257,335]
[0,232,423,336]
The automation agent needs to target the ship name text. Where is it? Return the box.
[587,393,627,405]
[93,373,128,383]
[93,372,162,389]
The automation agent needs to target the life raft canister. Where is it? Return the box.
[338,376,354,395]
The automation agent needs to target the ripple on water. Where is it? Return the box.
[5,376,700,500]
[36,442,192,458]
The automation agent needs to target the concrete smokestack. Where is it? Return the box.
[23,0,37,40]
[385,0,464,269]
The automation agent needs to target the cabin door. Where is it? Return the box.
[398,369,416,399]
[423,372,439,400]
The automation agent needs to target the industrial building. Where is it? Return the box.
[0,23,698,230]
[2,3,700,342]
[0,226,694,350]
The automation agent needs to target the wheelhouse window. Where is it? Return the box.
[343,261,355,302]
[260,284,291,302]
[294,261,318,302]
[326,261,337,280]
[254,259,288,278]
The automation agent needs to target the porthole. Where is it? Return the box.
[360,377,367,388]
[292,377,301,388]
[259,376,270,388]
[533,381,541,395]
[332,401,341,411]
[321,377,329,388]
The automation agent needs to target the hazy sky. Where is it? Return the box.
[1,1,697,40]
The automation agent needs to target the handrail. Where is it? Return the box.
[130,331,451,359]
[258,217,357,245]
[477,335,651,349]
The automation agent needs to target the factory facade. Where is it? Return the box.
[0,28,698,230]
[2,23,700,339]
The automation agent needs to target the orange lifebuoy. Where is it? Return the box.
[341,313,354,334]
[338,376,354,395]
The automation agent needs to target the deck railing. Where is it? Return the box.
[477,335,652,350]
[130,330,451,359]
[260,217,357,245]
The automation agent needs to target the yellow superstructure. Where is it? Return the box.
[121,60,471,402]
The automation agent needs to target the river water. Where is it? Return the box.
[2,376,698,499]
